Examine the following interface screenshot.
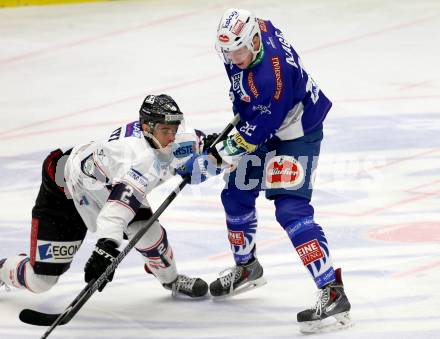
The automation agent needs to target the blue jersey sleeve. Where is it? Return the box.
[226,20,331,147]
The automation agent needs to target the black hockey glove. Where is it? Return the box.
[194,130,220,153]
[84,238,120,292]
[203,133,220,152]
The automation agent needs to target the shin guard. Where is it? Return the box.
[1,255,58,293]
[130,221,177,284]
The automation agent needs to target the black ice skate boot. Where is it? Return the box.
[297,268,352,333]
[163,274,208,298]
[210,258,267,298]
[0,258,8,291]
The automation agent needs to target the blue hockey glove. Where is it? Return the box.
[175,151,222,184]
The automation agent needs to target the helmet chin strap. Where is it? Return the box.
[248,36,262,63]
[142,130,174,156]
[143,130,161,148]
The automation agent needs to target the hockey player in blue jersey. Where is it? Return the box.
[177,8,352,333]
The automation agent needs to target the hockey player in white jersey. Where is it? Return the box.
[0,94,209,298]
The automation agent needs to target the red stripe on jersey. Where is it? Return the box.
[30,218,39,267]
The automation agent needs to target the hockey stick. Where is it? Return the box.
[19,114,240,338]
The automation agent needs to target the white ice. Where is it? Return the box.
[0,0,439,338]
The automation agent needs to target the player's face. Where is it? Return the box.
[226,46,253,69]
[153,123,178,148]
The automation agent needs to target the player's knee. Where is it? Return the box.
[221,187,257,215]
[274,195,314,229]
[27,273,59,293]
[133,222,177,284]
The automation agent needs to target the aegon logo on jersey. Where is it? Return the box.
[173,141,194,158]
[231,72,251,102]
[265,155,304,188]
[228,230,245,246]
[296,239,324,265]
[36,240,82,263]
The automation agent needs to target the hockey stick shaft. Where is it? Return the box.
[38,114,239,338]
[40,178,189,339]
[208,114,240,150]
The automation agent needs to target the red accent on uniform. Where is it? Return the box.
[335,267,342,284]
[271,56,283,100]
[267,159,299,184]
[219,34,229,42]
[228,230,245,246]
[30,218,39,267]
[248,72,259,98]
[231,20,244,35]
[44,149,65,193]
[144,263,153,275]
[296,239,324,265]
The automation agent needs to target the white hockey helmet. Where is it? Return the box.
[215,8,261,64]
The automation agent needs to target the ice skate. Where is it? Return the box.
[163,274,208,298]
[297,268,353,333]
[210,258,267,298]
[0,258,10,292]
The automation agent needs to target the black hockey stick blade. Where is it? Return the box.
[19,309,67,326]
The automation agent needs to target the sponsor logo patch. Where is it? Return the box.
[231,72,251,102]
[219,34,229,42]
[126,168,149,188]
[265,155,304,188]
[252,104,271,115]
[247,72,259,98]
[36,240,82,263]
[231,19,244,35]
[233,133,257,152]
[228,230,245,246]
[271,56,283,100]
[296,239,324,265]
[223,138,241,156]
[223,10,238,28]
[173,141,194,158]
[125,121,142,138]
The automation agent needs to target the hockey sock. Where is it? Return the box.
[0,255,58,293]
[285,217,335,288]
[221,187,259,265]
[133,222,177,284]
[274,195,335,288]
[226,209,258,264]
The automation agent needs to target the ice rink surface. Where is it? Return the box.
[0,0,439,338]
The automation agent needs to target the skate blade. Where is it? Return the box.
[212,277,267,300]
[299,312,353,334]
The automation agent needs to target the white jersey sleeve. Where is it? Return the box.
[65,122,177,245]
